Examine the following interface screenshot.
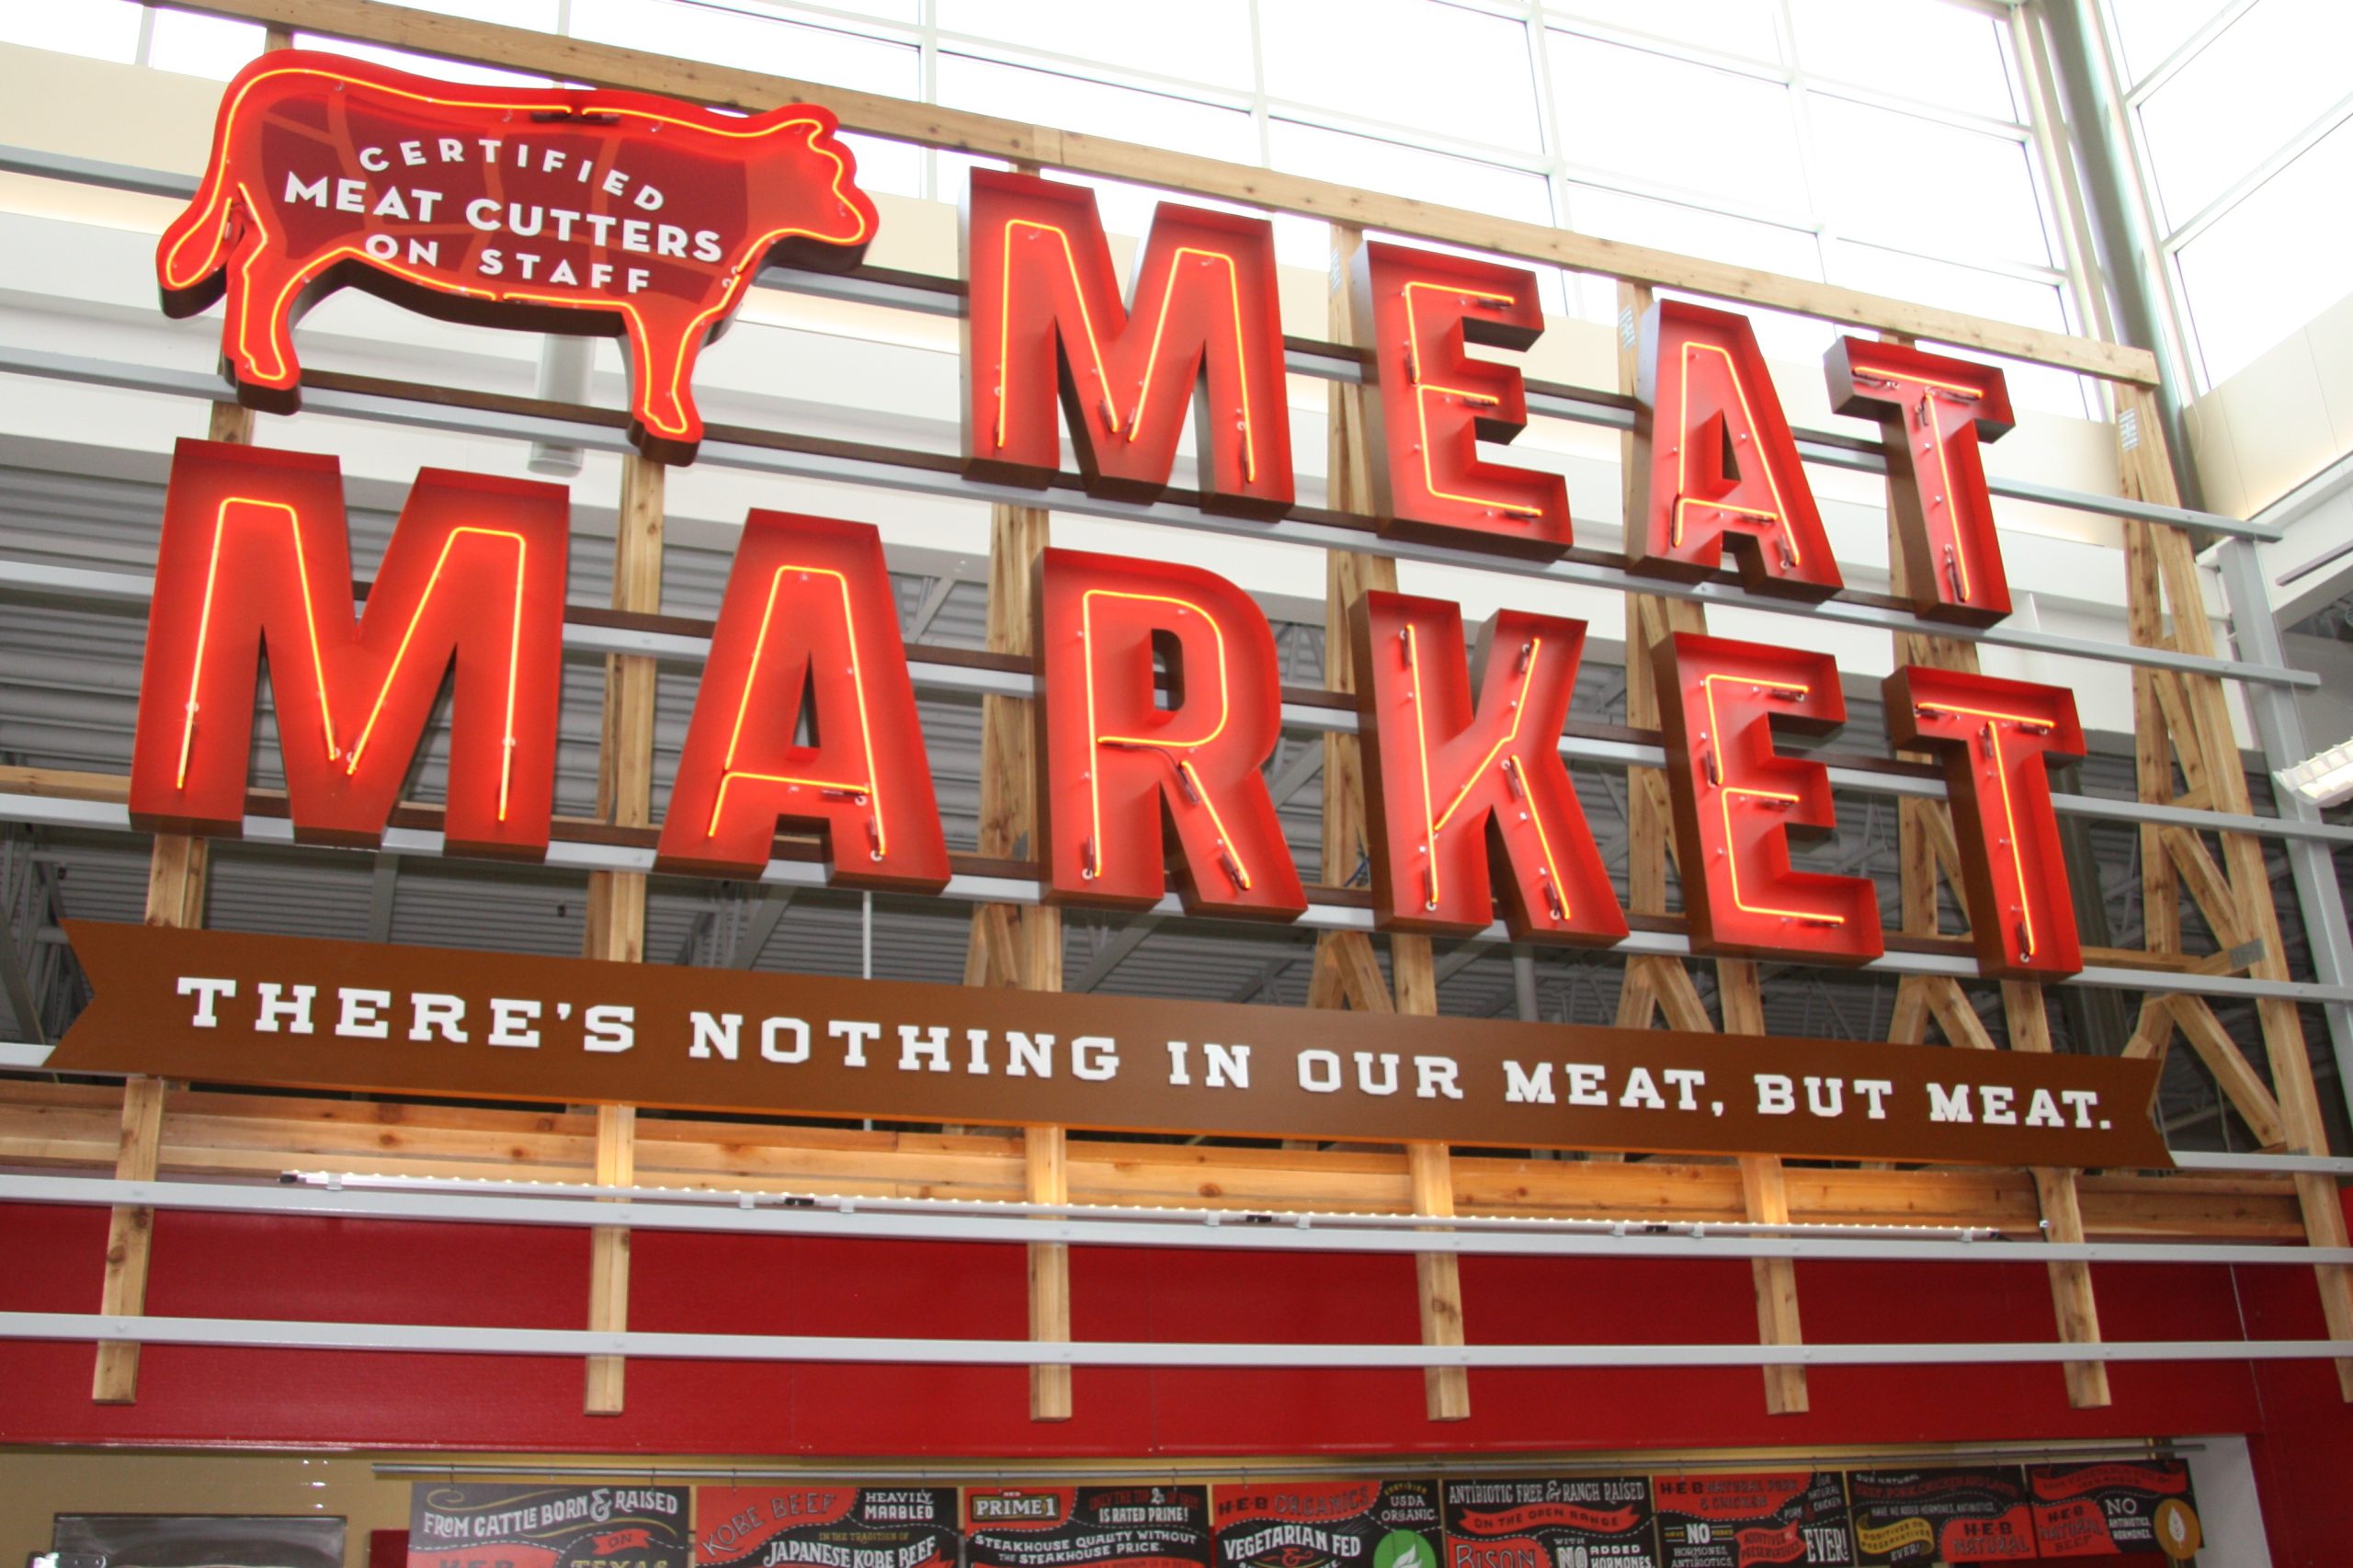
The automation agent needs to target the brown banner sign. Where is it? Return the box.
[54,922,2166,1167]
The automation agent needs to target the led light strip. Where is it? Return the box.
[1401,280,1540,519]
[1703,672,1840,926]
[1914,699,2055,960]
[1079,588,1247,891]
[1401,624,1567,915]
[708,562,886,858]
[1673,340,1800,563]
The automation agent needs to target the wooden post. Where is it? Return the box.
[582,452,664,1414]
[2114,387,2353,1398]
[1307,224,1466,1421]
[960,501,1072,1420]
[92,397,250,1403]
[1876,375,2109,1406]
[1612,282,1806,1414]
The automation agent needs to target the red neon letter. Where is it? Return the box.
[1353,242,1571,558]
[1631,301,1838,597]
[1654,633,1881,962]
[1352,592,1624,942]
[964,170,1292,517]
[1034,549,1303,919]
[657,513,949,891]
[1885,666,2085,977]
[1826,336,2017,624]
[130,438,568,857]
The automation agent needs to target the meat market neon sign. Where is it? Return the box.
[145,52,2090,977]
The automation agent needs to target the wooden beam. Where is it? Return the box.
[1026,1124,1071,1421]
[171,0,2157,384]
[1307,225,1466,1421]
[2165,995,2289,1151]
[95,379,257,1403]
[2117,385,2353,1396]
[90,1074,166,1403]
[1885,347,2107,1407]
[582,452,665,1414]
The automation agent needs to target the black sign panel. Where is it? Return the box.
[1654,1474,1851,1568]
[1445,1477,1657,1568]
[2029,1461,2200,1559]
[968,1487,1211,1568]
[1847,1470,2034,1563]
[406,1484,688,1568]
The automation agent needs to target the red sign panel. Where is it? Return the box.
[1886,666,2086,978]
[158,51,879,463]
[1655,633,1883,963]
[656,512,949,890]
[963,170,1293,517]
[1033,549,1304,919]
[1353,242,1572,557]
[129,438,570,858]
[1631,301,1839,597]
[1826,337,2018,624]
[1352,590,1624,943]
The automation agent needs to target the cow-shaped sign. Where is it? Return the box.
[158,51,881,464]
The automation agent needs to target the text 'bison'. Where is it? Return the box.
[159,51,881,463]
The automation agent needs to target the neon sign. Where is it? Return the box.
[129,438,569,858]
[159,50,878,464]
[963,171,1293,517]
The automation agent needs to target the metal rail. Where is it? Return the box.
[0,141,2274,543]
[0,342,2308,688]
[4,554,2343,848]
[4,1173,2352,1266]
[0,1309,2342,1369]
[0,788,2343,1003]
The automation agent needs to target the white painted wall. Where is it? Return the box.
[2186,1434,2276,1568]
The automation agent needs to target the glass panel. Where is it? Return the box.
[737,0,918,23]
[1260,0,1544,151]
[1567,185,1823,278]
[1547,0,1782,63]
[2136,0,2353,231]
[396,0,563,26]
[147,12,262,80]
[1788,0,2018,122]
[570,0,918,95]
[1807,95,2051,267]
[0,0,140,62]
[1550,31,1808,214]
[291,34,550,85]
[934,0,1256,89]
[935,53,1257,161]
[2175,114,2353,386]
[2103,0,2231,85]
[1826,240,2090,415]
[1267,120,1552,268]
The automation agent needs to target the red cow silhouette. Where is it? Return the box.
[158,51,880,463]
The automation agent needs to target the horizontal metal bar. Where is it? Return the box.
[0,788,2343,1001]
[0,366,2310,691]
[277,1170,1984,1240]
[10,553,2336,846]
[0,138,2272,543]
[2167,1149,2353,1176]
[0,1309,2343,1369]
[5,1174,2347,1267]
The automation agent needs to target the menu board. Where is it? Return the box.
[1847,1470,2035,1563]
[1445,1476,1658,1568]
[2028,1463,2200,1559]
[1654,1474,1853,1568]
[695,1487,957,1568]
[968,1486,1211,1568]
[1215,1481,1442,1568]
[407,1484,689,1568]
